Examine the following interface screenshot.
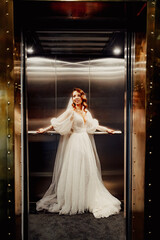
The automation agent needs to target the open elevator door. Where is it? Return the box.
[27,32,125,206]
[15,1,147,240]
[24,3,125,211]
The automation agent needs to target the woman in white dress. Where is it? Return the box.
[36,88,121,218]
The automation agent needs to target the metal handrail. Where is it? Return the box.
[28,130,122,135]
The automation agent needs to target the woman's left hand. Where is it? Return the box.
[107,129,115,134]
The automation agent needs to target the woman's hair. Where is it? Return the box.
[72,88,88,112]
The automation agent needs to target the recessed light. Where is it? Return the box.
[27,48,34,54]
[113,47,121,55]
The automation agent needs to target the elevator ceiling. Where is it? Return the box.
[26,30,124,58]
[14,1,146,59]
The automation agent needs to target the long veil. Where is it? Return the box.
[36,97,74,210]
[66,96,73,109]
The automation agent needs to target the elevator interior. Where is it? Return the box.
[14,1,147,239]
[22,2,127,208]
[27,36,125,203]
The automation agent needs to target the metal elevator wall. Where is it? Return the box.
[27,56,125,205]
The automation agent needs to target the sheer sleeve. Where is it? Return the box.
[86,110,99,134]
[96,125,108,132]
[50,109,73,135]
[86,110,108,133]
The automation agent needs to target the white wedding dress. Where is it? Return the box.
[36,108,121,218]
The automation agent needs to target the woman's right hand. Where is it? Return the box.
[36,128,46,134]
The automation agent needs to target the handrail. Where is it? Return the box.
[28,130,122,135]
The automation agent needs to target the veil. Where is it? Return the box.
[66,97,73,109]
[36,97,74,211]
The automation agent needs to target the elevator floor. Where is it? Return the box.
[29,211,125,240]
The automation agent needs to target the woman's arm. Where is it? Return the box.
[37,125,54,133]
[36,109,73,134]
[97,125,115,134]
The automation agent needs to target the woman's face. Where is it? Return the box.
[72,91,82,105]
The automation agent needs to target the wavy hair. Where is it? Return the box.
[72,88,88,112]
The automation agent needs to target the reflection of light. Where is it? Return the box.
[113,47,121,55]
[26,57,125,82]
[27,48,34,54]
[135,61,146,65]
[27,57,125,67]
[134,68,146,72]
[27,66,124,71]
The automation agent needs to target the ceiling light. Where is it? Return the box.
[113,47,121,55]
[27,48,34,54]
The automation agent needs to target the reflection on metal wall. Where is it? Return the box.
[145,0,158,238]
[132,33,146,240]
[89,58,124,200]
[14,47,22,207]
[27,57,125,203]
[14,41,22,240]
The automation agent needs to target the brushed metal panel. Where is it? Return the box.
[131,33,146,240]
[27,56,125,202]
[90,57,125,200]
[26,57,56,131]
[26,57,58,202]
[56,59,90,112]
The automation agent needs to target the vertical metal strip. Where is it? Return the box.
[20,32,24,240]
[55,57,57,115]
[88,58,91,109]
[21,31,29,240]
[132,32,146,240]
[126,31,133,240]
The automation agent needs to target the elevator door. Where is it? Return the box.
[27,54,125,208]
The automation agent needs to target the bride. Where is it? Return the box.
[36,88,121,218]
